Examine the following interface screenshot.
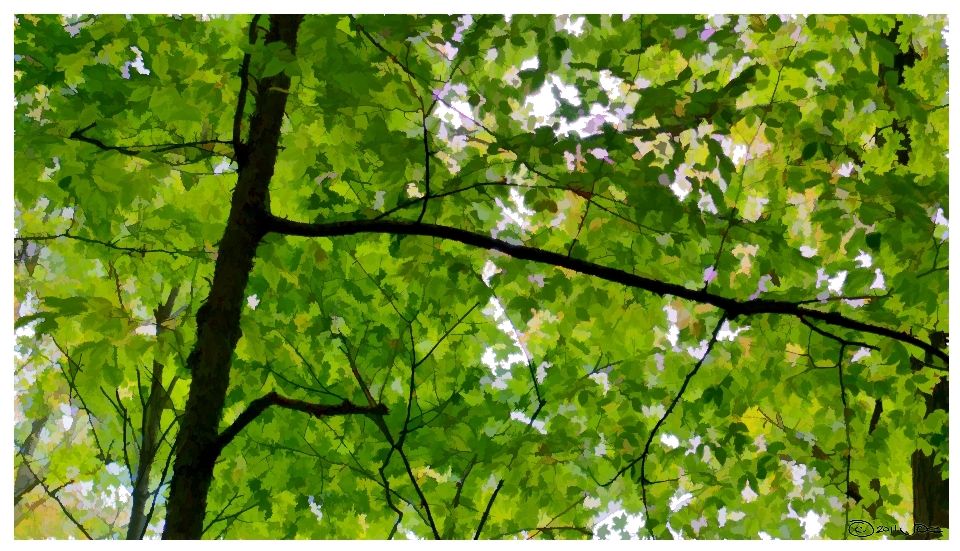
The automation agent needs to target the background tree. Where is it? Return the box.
[14,13,948,540]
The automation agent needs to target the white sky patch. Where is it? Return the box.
[406,182,424,198]
[481,259,501,286]
[373,190,386,211]
[479,296,530,389]
[525,82,558,119]
[598,70,623,100]
[667,165,693,201]
[837,162,857,177]
[703,265,718,285]
[121,46,150,79]
[799,245,818,258]
[687,339,710,360]
[854,249,873,268]
[134,324,157,336]
[492,187,536,239]
[520,56,539,71]
[307,496,323,522]
[686,435,702,456]
[246,294,260,310]
[670,492,694,512]
[663,305,681,348]
[213,156,232,174]
[749,274,773,301]
[741,482,758,503]
[553,75,582,105]
[827,270,847,294]
[60,402,75,430]
[564,16,586,36]
[660,433,680,449]
[851,347,872,363]
[717,320,749,341]
[698,189,718,214]
[870,268,886,290]
[932,206,949,242]
[593,509,644,540]
[786,503,826,539]
[510,411,547,433]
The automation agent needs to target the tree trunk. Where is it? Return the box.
[14,414,50,505]
[161,14,304,540]
[908,331,948,540]
[909,374,948,538]
[126,287,179,539]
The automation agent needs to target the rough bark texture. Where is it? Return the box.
[907,332,948,540]
[909,374,949,538]
[126,287,179,540]
[161,14,304,540]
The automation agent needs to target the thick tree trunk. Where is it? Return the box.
[909,374,948,538]
[126,287,179,539]
[161,14,304,540]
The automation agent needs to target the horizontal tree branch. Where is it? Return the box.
[14,232,212,259]
[214,391,388,454]
[265,215,948,364]
[69,123,232,157]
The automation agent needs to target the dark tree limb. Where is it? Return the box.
[232,14,262,165]
[600,314,726,532]
[214,391,388,455]
[69,122,231,158]
[162,14,306,540]
[265,215,947,364]
[474,479,504,539]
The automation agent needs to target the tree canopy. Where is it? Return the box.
[13,13,949,540]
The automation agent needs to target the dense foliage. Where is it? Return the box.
[13,14,948,540]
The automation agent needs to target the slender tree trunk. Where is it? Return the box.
[14,414,50,505]
[161,14,304,540]
[126,287,179,539]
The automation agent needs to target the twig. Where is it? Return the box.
[18,454,92,539]
[474,479,504,539]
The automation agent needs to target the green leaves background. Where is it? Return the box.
[14,14,948,539]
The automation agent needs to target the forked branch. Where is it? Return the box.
[265,215,947,364]
[214,392,387,454]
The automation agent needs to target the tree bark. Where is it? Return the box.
[126,287,179,539]
[161,14,304,540]
[908,332,948,540]
[909,375,948,538]
[14,414,50,505]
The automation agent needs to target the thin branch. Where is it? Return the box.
[232,14,263,163]
[474,479,504,539]
[265,215,947,363]
[214,392,387,454]
[14,232,212,259]
[69,122,231,158]
[18,454,92,539]
[836,344,853,539]
[417,113,430,223]
[601,314,726,514]
[527,495,587,539]
[798,317,879,351]
[917,264,948,279]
